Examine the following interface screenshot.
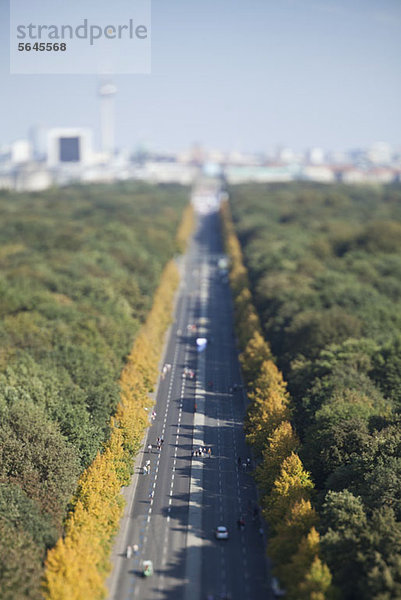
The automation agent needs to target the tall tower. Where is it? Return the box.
[99,81,117,158]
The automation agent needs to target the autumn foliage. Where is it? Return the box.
[43,208,192,599]
[220,200,334,599]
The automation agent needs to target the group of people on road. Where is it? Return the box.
[228,382,243,393]
[126,544,139,559]
[183,366,196,379]
[237,456,252,470]
[192,446,212,458]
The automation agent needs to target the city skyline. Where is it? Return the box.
[1,0,400,153]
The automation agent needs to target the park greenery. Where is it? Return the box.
[0,182,190,599]
[227,182,401,599]
[221,201,334,599]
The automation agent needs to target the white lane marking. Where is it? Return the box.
[184,261,209,600]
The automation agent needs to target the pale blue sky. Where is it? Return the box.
[1,0,400,153]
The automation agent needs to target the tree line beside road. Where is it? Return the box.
[221,200,335,599]
[0,182,191,599]
[227,182,401,599]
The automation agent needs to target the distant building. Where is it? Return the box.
[47,128,93,167]
[0,172,13,190]
[11,139,32,164]
[306,147,325,165]
[132,161,197,184]
[14,163,53,192]
[367,142,392,166]
[336,167,368,184]
[301,165,335,182]
[225,165,300,184]
[29,125,47,161]
[276,147,296,164]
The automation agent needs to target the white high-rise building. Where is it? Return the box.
[99,81,117,158]
[11,139,32,164]
[47,128,93,167]
[307,147,325,165]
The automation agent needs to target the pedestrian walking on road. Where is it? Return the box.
[194,403,197,412]
[237,457,242,467]
[208,448,212,457]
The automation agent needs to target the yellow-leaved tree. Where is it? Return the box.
[255,420,299,495]
[269,499,318,581]
[240,330,271,387]
[287,527,335,600]
[43,205,192,600]
[267,452,314,526]
[245,360,291,454]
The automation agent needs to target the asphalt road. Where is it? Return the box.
[108,207,270,600]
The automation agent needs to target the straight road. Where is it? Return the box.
[109,203,270,600]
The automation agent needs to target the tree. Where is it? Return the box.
[245,366,291,455]
[372,335,401,408]
[297,555,335,600]
[284,308,362,361]
[269,499,318,572]
[255,421,299,494]
[320,490,367,598]
[239,330,272,386]
[267,453,314,527]
[0,398,80,523]
[0,520,43,600]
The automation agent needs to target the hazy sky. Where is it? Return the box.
[1,0,400,154]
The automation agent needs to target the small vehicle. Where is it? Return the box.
[271,577,286,597]
[142,559,153,577]
[215,526,229,540]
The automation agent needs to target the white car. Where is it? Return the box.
[215,526,229,540]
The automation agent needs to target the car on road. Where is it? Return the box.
[215,526,229,540]
[142,559,153,577]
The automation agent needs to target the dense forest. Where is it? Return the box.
[0,182,188,599]
[229,183,401,599]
